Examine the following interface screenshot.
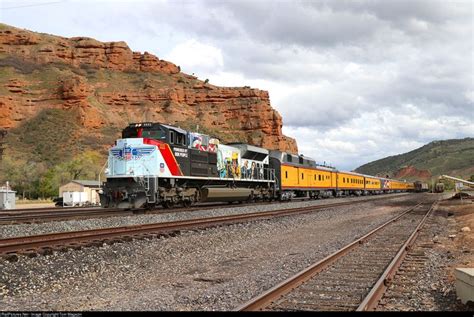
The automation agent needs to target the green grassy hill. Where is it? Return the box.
[355,138,474,181]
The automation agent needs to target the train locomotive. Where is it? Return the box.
[100,122,415,209]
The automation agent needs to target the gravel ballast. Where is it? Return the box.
[0,193,435,311]
[0,193,408,239]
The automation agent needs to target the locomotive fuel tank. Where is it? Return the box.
[201,187,252,202]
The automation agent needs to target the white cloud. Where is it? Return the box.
[284,107,474,170]
[165,39,224,75]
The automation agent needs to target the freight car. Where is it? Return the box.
[100,122,415,209]
[434,182,445,193]
[414,181,429,192]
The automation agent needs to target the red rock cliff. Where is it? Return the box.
[0,23,298,156]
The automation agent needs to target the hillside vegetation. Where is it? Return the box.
[355,138,474,181]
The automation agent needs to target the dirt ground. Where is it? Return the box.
[14,202,55,209]
[440,193,474,279]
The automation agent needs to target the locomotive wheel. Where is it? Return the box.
[182,200,192,208]
[162,201,174,209]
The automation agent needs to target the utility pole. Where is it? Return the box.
[0,130,6,161]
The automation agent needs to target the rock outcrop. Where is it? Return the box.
[0,23,298,157]
[0,26,180,74]
[394,166,432,180]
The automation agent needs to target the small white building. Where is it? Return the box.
[0,185,16,210]
[59,180,101,206]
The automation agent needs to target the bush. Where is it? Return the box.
[0,56,42,74]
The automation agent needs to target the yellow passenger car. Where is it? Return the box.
[365,177,381,191]
[337,172,365,191]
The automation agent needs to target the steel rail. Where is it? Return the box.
[235,201,433,311]
[0,208,129,224]
[11,206,99,212]
[356,201,438,311]
[0,198,403,256]
[2,207,101,215]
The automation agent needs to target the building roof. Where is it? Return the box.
[72,180,101,187]
[0,188,15,193]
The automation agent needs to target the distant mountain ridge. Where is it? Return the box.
[355,138,474,181]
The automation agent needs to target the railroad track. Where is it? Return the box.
[0,197,411,261]
[375,210,450,311]
[235,199,438,311]
[0,193,410,225]
[0,207,125,225]
[0,202,252,225]
[12,205,97,212]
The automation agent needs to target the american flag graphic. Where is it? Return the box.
[124,147,132,161]
[111,146,155,160]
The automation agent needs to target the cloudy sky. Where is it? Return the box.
[1,0,473,170]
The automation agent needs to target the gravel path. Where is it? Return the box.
[0,193,409,239]
[0,194,429,311]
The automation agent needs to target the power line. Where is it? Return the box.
[1,1,65,10]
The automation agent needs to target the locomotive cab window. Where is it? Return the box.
[176,133,186,146]
[142,129,165,140]
[170,131,175,144]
